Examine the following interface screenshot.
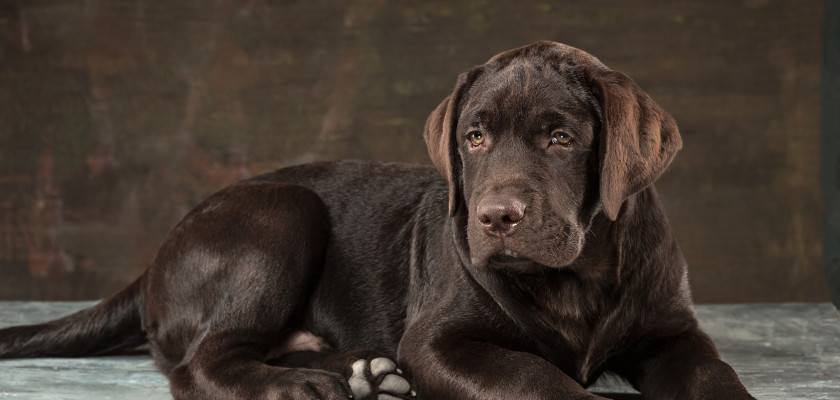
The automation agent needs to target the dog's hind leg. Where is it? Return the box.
[168,332,354,400]
[143,183,357,399]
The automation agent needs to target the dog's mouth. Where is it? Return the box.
[469,227,585,270]
[488,248,532,265]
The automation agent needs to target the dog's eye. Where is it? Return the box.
[468,131,485,146]
[550,131,572,146]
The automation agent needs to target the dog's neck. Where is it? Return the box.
[447,208,624,384]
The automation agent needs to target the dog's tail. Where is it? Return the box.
[0,275,147,358]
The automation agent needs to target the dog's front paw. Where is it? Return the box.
[348,356,413,400]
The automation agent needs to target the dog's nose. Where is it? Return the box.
[477,197,525,236]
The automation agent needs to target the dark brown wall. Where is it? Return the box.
[822,0,840,309]
[0,0,827,303]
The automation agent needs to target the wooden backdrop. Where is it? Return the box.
[0,0,827,303]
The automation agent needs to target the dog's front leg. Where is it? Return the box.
[398,322,607,400]
[619,326,756,400]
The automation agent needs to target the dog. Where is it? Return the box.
[0,41,755,400]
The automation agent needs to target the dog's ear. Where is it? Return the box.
[589,69,682,220]
[424,68,482,217]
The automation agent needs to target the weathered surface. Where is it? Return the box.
[0,0,828,303]
[694,304,840,400]
[0,302,169,400]
[1,302,838,399]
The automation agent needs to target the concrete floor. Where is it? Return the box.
[1,302,838,399]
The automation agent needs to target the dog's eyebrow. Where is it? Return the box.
[475,110,490,124]
[537,108,568,122]
[461,109,490,128]
[536,108,582,128]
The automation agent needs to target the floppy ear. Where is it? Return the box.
[424,68,482,217]
[590,69,682,220]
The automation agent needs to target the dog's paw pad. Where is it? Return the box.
[378,374,410,394]
[347,357,413,399]
[348,359,372,398]
[370,357,396,376]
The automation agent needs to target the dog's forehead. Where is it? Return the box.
[472,58,581,101]
[460,57,597,133]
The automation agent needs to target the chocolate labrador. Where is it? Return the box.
[0,41,755,400]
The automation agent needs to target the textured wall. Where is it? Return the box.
[0,0,827,302]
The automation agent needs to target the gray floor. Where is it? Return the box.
[1,302,839,400]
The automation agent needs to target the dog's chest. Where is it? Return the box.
[518,275,628,384]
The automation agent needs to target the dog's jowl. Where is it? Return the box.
[0,42,756,400]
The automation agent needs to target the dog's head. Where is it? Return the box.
[425,41,681,269]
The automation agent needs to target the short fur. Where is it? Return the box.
[0,42,755,400]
